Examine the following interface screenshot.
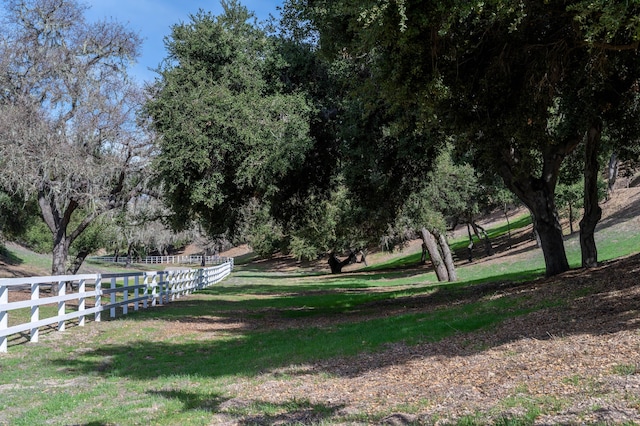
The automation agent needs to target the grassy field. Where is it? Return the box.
[1,212,640,425]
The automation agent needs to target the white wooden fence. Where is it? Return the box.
[0,259,233,353]
[91,255,232,265]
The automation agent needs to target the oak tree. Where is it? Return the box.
[289,0,640,276]
[0,0,150,287]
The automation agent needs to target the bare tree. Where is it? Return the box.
[0,0,150,290]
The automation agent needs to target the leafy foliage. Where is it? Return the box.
[146,1,316,240]
[287,0,640,275]
[0,0,149,277]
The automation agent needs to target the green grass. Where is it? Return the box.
[364,214,533,271]
[0,264,559,425]
[0,282,537,425]
[1,213,640,425]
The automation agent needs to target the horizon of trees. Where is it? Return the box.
[2,0,640,281]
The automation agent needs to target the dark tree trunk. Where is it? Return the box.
[420,243,428,264]
[433,229,457,282]
[69,249,90,275]
[51,235,68,274]
[607,152,618,198]
[328,252,356,274]
[580,122,603,269]
[501,180,569,277]
[51,236,70,294]
[38,187,98,293]
[533,207,569,276]
[421,227,448,282]
[471,221,494,256]
[499,137,579,277]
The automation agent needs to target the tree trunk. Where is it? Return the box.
[69,249,90,275]
[126,242,134,267]
[500,143,576,277]
[471,221,494,256]
[568,203,574,234]
[534,212,569,276]
[580,122,603,269]
[420,243,428,264]
[433,230,457,282]
[38,188,98,289]
[420,227,448,282]
[328,252,356,274]
[501,185,569,277]
[607,152,618,198]
[358,249,368,266]
[51,234,70,294]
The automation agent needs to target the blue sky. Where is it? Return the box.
[84,1,284,83]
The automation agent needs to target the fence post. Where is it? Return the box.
[78,279,86,327]
[170,272,176,302]
[95,275,102,322]
[110,277,116,318]
[142,274,149,309]
[30,282,39,343]
[151,274,158,307]
[123,276,129,316]
[134,275,140,311]
[0,284,7,352]
[159,273,165,305]
[58,280,66,332]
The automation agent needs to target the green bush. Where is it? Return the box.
[21,220,53,254]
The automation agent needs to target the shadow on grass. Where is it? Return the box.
[0,244,23,266]
[148,389,228,412]
[50,253,640,384]
[150,390,346,426]
[228,400,345,425]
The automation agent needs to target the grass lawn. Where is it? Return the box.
[1,212,640,425]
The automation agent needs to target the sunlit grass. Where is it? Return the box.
[1,211,640,425]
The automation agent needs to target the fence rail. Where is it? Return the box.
[0,259,233,353]
[90,255,232,265]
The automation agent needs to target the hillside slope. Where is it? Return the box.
[3,186,640,278]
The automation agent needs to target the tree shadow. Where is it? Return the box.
[50,253,640,386]
[0,244,23,266]
[597,190,640,231]
[148,389,228,412]
[230,400,345,425]
[148,389,344,425]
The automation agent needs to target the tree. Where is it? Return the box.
[392,148,482,282]
[289,0,640,276]
[0,0,150,288]
[146,1,316,243]
[0,191,37,241]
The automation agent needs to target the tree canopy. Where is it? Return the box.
[286,0,640,276]
[8,0,626,279]
[146,1,317,241]
[0,0,151,283]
